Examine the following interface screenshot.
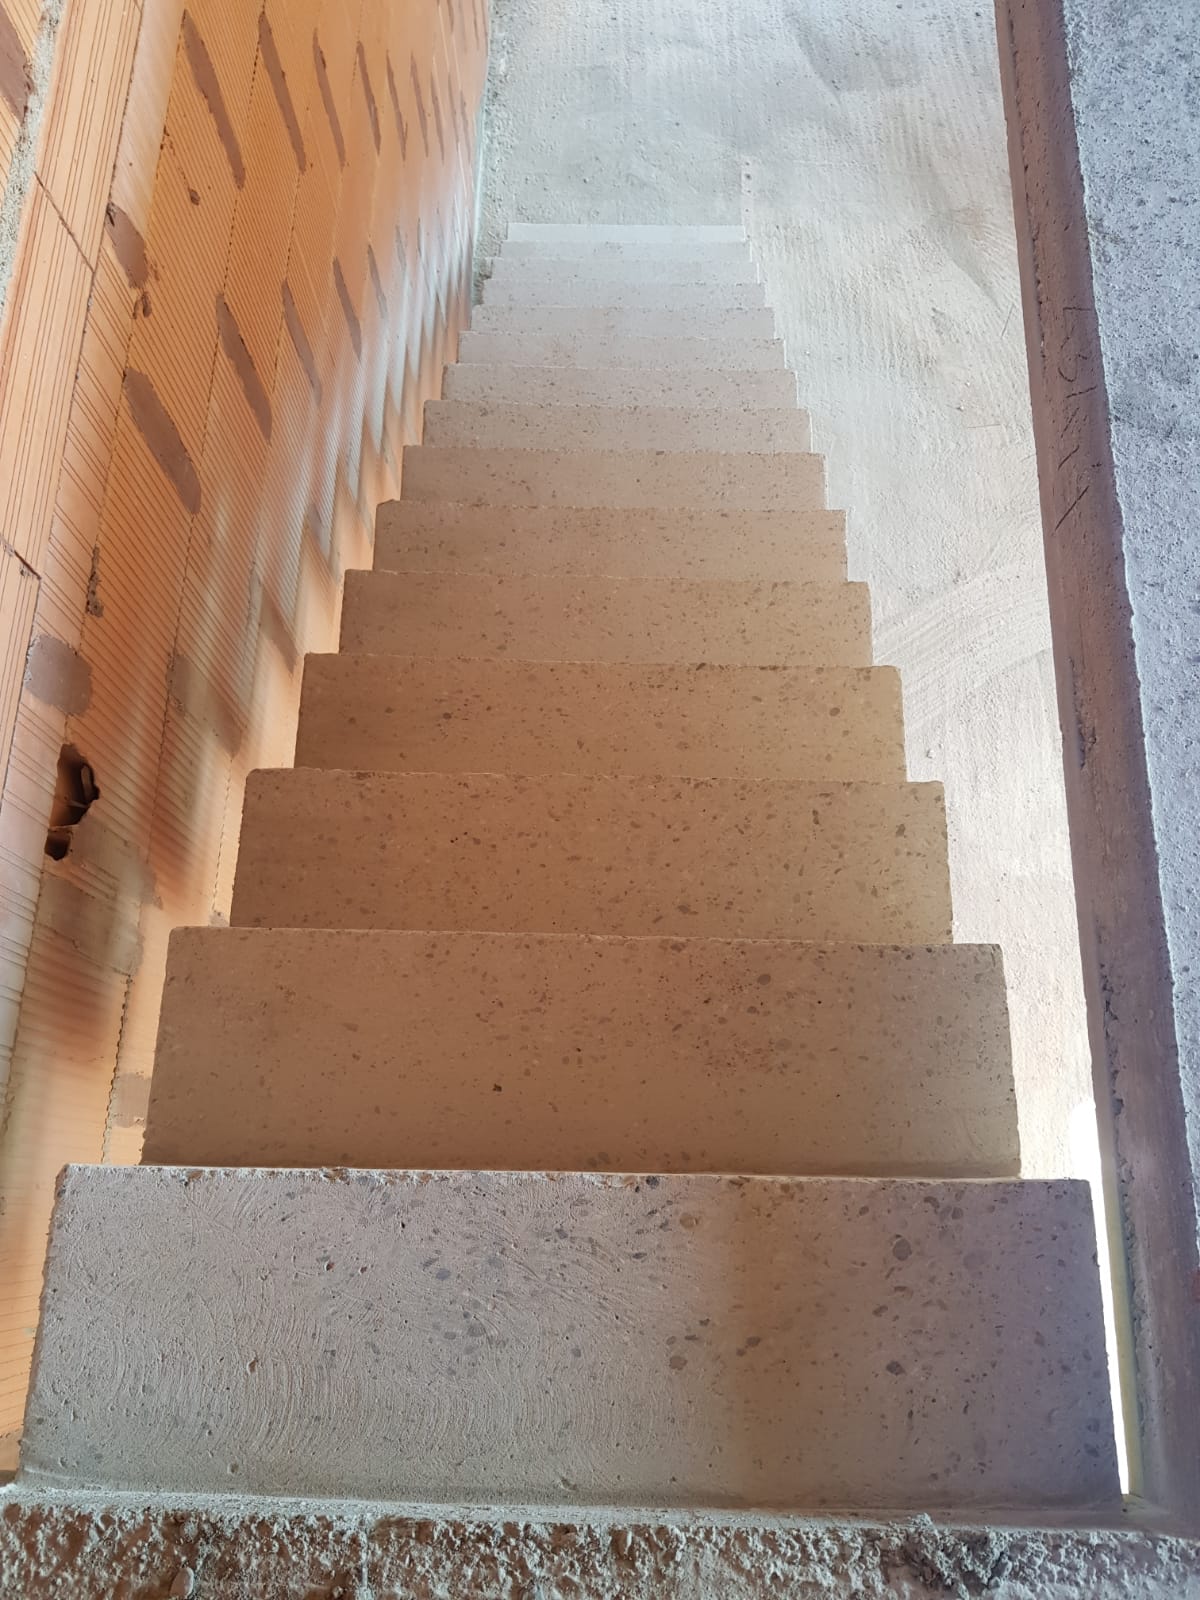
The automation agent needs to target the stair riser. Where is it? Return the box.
[508,223,748,242]
[294,658,905,782]
[470,305,776,339]
[22,1166,1119,1509]
[373,503,849,583]
[487,254,761,284]
[443,362,798,407]
[338,573,870,667]
[146,929,1018,1176]
[499,240,753,261]
[231,771,950,943]
[422,401,813,453]
[458,331,784,370]
[480,278,767,309]
[400,447,824,512]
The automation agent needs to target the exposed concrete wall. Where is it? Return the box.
[996,0,1200,1526]
[480,0,1092,1191]
[0,0,489,1458]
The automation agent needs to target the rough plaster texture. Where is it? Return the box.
[20,1167,1118,1509]
[145,929,1017,1174]
[478,0,1092,1195]
[231,771,950,942]
[374,501,848,580]
[996,0,1200,1521]
[339,571,869,664]
[3,1498,1199,1600]
[294,656,906,779]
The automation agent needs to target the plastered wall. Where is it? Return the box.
[0,0,489,1454]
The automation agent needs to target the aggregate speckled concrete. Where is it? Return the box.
[401,444,823,510]
[443,361,798,406]
[21,1166,1119,1509]
[422,399,813,452]
[500,238,755,259]
[481,274,767,307]
[145,929,1017,1174]
[294,657,906,781]
[338,571,870,665]
[486,249,760,279]
[458,331,785,370]
[230,770,950,941]
[470,304,777,338]
[373,501,848,581]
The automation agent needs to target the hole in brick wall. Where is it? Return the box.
[45,744,101,860]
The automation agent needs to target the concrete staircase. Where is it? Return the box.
[18,223,1119,1516]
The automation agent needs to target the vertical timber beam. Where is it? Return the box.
[996,0,1200,1526]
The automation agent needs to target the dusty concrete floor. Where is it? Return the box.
[479,0,1092,1184]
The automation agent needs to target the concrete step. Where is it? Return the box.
[480,275,767,309]
[457,331,784,370]
[443,361,798,408]
[145,928,1018,1177]
[400,446,824,512]
[469,305,777,339]
[338,572,871,667]
[422,400,813,453]
[373,502,848,583]
[22,1164,1120,1509]
[500,238,754,261]
[508,223,748,242]
[485,253,761,285]
[294,657,905,782]
[230,770,949,941]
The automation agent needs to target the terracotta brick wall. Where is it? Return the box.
[0,0,489,1455]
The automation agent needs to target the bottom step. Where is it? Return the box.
[22,1167,1119,1511]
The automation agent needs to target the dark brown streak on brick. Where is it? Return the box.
[258,14,306,172]
[216,293,272,440]
[385,55,408,158]
[0,2,31,120]
[367,245,387,320]
[332,259,362,359]
[105,203,150,289]
[356,42,380,153]
[282,281,322,406]
[409,56,429,157]
[313,30,346,167]
[182,11,245,187]
[123,369,201,516]
[428,74,445,161]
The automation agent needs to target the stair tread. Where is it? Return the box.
[231,768,950,942]
[146,927,1018,1176]
[339,570,870,666]
[373,501,847,581]
[22,1165,1120,1508]
[294,655,904,781]
[458,330,785,370]
[443,361,798,407]
[470,305,776,338]
[422,399,812,453]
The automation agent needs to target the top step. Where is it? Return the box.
[508,223,747,243]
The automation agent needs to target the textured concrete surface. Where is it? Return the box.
[422,398,813,452]
[231,771,950,942]
[338,571,870,665]
[508,223,747,240]
[295,656,905,780]
[443,360,798,406]
[500,238,753,258]
[478,0,1092,1195]
[3,1499,1198,1600]
[485,250,760,281]
[481,274,767,307]
[469,304,777,338]
[998,0,1200,1522]
[373,502,848,581]
[145,929,1016,1175]
[20,1166,1119,1508]
[400,444,823,510]
[458,330,784,370]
